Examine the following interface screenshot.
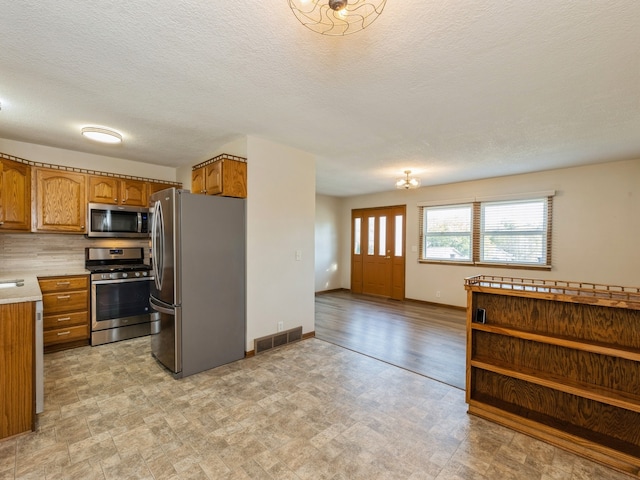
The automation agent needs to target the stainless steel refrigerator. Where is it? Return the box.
[149,188,245,378]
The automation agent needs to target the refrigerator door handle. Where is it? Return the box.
[149,296,175,315]
[151,199,164,291]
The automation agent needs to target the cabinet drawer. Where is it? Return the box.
[39,276,88,293]
[42,290,88,314]
[43,311,88,330]
[44,325,89,345]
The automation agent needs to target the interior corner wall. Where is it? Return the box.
[338,159,640,308]
[315,194,342,292]
[245,136,316,351]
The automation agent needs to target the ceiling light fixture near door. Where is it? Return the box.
[288,0,387,36]
[81,126,122,144]
[396,170,421,190]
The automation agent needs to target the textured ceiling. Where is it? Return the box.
[1,1,639,196]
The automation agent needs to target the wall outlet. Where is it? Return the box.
[277,321,284,332]
[436,291,441,298]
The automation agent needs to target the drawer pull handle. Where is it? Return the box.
[57,317,71,322]
[56,281,71,286]
[57,295,71,300]
[57,331,71,336]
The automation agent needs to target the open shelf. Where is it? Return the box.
[471,323,640,362]
[471,357,640,413]
[465,275,640,477]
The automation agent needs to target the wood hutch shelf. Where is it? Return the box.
[464,275,640,477]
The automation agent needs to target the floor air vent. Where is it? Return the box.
[254,326,303,355]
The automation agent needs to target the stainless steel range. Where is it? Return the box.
[86,247,154,346]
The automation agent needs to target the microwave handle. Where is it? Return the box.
[137,212,142,233]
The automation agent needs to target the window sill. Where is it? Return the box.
[419,260,552,271]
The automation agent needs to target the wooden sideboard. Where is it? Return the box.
[464,275,640,477]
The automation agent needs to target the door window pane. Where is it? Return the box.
[379,216,386,256]
[353,217,361,255]
[367,217,375,255]
[395,215,403,256]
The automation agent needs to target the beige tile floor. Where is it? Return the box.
[0,337,632,480]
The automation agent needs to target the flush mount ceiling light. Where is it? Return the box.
[81,127,122,144]
[288,0,387,36]
[396,170,421,190]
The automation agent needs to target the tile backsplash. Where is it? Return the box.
[0,233,149,274]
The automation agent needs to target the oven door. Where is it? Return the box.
[91,276,152,332]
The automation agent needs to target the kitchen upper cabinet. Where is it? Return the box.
[88,176,147,207]
[191,158,247,198]
[120,179,147,206]
[34,168,86,233]
[191,167,207,195]
[0,158,31,231]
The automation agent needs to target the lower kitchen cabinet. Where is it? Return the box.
[38,275,90,352]
[0,301,35,439]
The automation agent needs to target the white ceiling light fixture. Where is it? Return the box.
[288,0,387,36]
[396,170,421,190]
[81,126,123,144]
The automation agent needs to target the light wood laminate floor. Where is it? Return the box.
[315,291,466,389]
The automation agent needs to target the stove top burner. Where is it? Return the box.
[85,247,151,275]
[86,263,152,274]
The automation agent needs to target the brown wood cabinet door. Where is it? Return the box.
[191,167,206,194]
[120,179,147,206]
[205,162,222,195]
[87,175,119,204]
[220,160,247,198]
[351,205,405,300]
[0,301,34,439]
[0,159,31,231]
[34,168,86,233]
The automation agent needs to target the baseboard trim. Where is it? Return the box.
[315,288,348,295]
[404,297,466,311]
[316,288,464,311]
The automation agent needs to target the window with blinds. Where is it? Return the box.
[478,197,551,266]
[419,193,553,269]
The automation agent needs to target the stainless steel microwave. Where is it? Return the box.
[87,203,149,238]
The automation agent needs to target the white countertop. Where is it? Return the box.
[0,269,89,305]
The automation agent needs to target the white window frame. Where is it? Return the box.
[418,191,554,269]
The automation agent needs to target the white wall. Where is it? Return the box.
[0,138,177,182]
[315,194,342,292]
[246,136,316,350]
[338,159,640,307]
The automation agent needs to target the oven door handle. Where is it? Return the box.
[149,297,175,315]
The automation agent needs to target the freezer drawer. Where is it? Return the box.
[149,297,181,375]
